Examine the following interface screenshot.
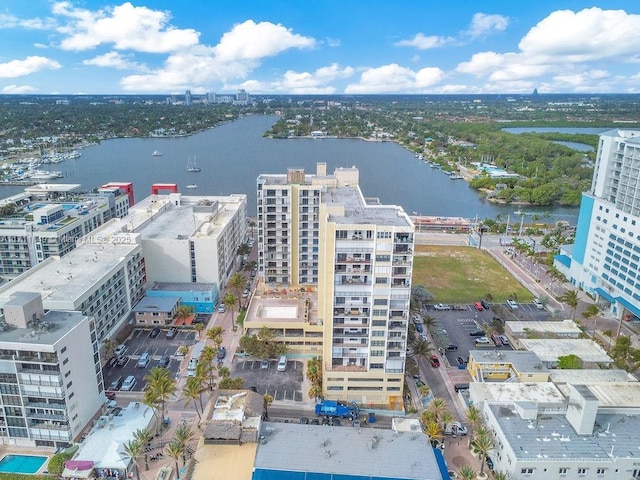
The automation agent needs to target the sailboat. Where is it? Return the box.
[186,184,198,189]
[187,156,201,172]
[152,150,162,156]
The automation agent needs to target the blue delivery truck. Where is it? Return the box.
[315,400,359,420]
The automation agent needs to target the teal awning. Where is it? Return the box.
[554,254,571,268]
[593,287,615,303]
[616,296,640,319]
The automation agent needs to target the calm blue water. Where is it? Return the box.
[1,115,579,223]
[551,141,594,152]
[0,455,48,474]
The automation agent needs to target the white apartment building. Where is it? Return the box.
[0,230,145,343]
[0,292,102,448]
[257,163,414,408]
[0,184,130,277]
[100,192,247,288]
[555,129,640,321]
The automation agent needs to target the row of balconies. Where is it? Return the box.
[335,266,371,274]
[333,308,370,316]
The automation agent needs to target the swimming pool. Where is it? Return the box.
[0,454,48,474]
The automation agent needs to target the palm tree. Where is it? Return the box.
[194,322,205,339]
[103,338,119,358]
[183,377,206,420]
[422,315,436,331]
[411,338,434,358]
[174,424,194,463]
[228,272,246,305]
[144,367,177,420]
[427,397,449,423]
[466,405,482,434]
[458,465,478,480]
[493,471,509,480]
[440,411,454,430]
[611,335,640,371]
[200,345,218,390]
[559,290,579,320]
[165,441,184,479]
[175,304,195,324]
[122,439,143,480]
[308,383,323,401]
[263,393,273,420]
[418,384,431,398]
[471,431,495,476]
[133,428,153,471]
[423,421,443,447]
[581,303,600,337]
[206,326,225,349]
[224,292,238,319]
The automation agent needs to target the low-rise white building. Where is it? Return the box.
[0,292,101,448]
[518,339,613,368]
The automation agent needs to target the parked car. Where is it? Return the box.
[445,422,468,436]
[260,359,270,369]
[475,336,491,344]
[485,456,495,470]
[491,333,503,346]
[217,346,226,360]
[454,383,470,392]
[299,417,309,425]
[429,355,440,367]
[412,314,422,324]
[433,303,452,311]
[480,299,490,310]
[121,375,136,391]
[105,356,118,368]
[166,327,177,339]
[137,352,150,368]
[499,335,510,345]
[158,354,170,368]
[507,299,519,309]
[446,344,458,351]
[110,376,124,391]
[469,329,486,337]
[149,327,161,338]
[218,303,226,313]
[242,288,250,298]
[116,355,129,367]
[456,356,468,366]
[533,298,544,310]
[474,302,484,311]
[415,323,424,333]
[105,390,117,400]
[114,344,126,357]
[415,379,425,388]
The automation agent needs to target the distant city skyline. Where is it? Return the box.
[1,1,639,95]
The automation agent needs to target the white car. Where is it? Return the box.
[433,303,451,311]
[114,344,126,357]
[121,375,136,391]
[507,299,519,309]
[533,298,544,310]
[475,336,491,344]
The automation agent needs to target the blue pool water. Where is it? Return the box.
[0,454,48,474]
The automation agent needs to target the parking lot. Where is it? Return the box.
[103,327,197,393]
[421,302,552,367]
[232,359,304,401]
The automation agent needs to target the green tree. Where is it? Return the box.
[458,465,478,480]
[183,376,206,420]
[175,304,195,324]
[263,393,273,419]
[144,367,177,420]
[200,345,218,390]
[411,338,434,358]
[422,420,443,447]
[308,383,323,400]
[133,428,153,471]
[471,431,495,476]
[165,441,184,478]
[224,292,238,318]
[174,423,194,463]
[194,322,205,339]
[102,338,118,359]
[611,335,640,371]
[581,303,600,337]
[123,439,143,480]
[426,397,449,423]
[239,326,288,359]
[228,272,247,306]
[559,290,579,320]
[557,354,583,369]
[206,326,225,349]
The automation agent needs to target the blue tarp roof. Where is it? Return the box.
[554,254,571,268]
[593,287,616,304]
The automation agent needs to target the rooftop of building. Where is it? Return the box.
[191,443,257,480]
[253,422,442,480]
[0,307,86,347]
[506,319,582,336]
[149,282,216,292]
[132,295,179,313]
[489,403,640,462]
[557,382,640,409]
[202,390,263,443]
[63,402,154,474]
[550,369,637,384]
[107,193,245,240]
[246,283,320,326]
[470,349,549,373]
[470,382,566,405]
[325,186,412,227]
[519,338,613,364]
[0,232,141,305]
[0,187,122,233]
[600,128,640,141]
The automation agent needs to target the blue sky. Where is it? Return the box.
[1,1,639,95]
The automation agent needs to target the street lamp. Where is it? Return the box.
[478,225,488,250]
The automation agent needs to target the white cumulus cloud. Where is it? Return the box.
[83,52,147,71]
[2,84,38,94]
[395,33,453,50]
[53,1,200,53]
[345,64,444,93]
[466,13,509,38]
[214,20,315,61]
[0,13,56,30]
[0,56,61,78]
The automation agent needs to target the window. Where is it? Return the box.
[596,468,605,475]
[559,468,568,475]
[521,468,534,475]
[577,468,587,475]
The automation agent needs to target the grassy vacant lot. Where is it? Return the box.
[412,245,534,304]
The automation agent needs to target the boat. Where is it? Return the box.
[450,175,464,180]
[514,210,524,215]
[187,156,201,172]
[152,150,162,156]
[186,184,198,189]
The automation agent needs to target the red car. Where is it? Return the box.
[429,355,440,368]
[474,302,484,311]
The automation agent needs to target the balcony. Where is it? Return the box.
[19,377,63,387]
[333,330,368,337]
[394,234,413,243]
[25,401,66,409]
[388,322,406,330]
[393,245,412,254]
[23,389,64,399]
[335,255,372,264]
[336,277,370,286]
[387,342,405,350]
[26,412,67,421]
[391,281,410,288]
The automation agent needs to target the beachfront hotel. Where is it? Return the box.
[555,129,640,322]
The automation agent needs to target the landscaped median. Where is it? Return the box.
[412,245,534,304]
